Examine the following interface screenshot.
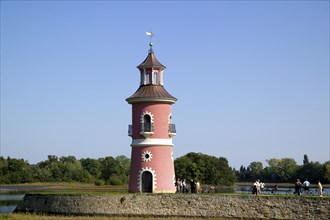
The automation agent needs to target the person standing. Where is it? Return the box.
[272,184,279,194]
[317,180,323,197]
[253,179,260,195]
[190,179,196,193]
[179,179,183,193]
[294,179,302,195]
[260,181,265,194]
[175,178,181,193]
[182,179,187,193]
[303,179,310,194]
[196,181,201,193]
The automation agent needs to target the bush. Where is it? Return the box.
[108,176,122,185]
[108,175,128,185]
[94,179,105,186]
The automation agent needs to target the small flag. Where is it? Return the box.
[146,32,153,36]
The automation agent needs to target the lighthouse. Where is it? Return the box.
[126,34,177,193]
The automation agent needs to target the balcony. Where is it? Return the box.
[140,123,154,138]
[168,124,176,137]
[128,125,133,136]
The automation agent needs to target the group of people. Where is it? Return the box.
[175,178,202,193]
[252,178,324,196]
[252,179,265,195]
[294,179,323,196]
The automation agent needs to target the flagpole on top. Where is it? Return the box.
[146,32,154,53]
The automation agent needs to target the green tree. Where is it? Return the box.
[236,165,249,182]
[303,154,309,165]
[297,161,324,183]
[174,152,235,186]
[59,156,85,182]
[99,156,127,185]
[0,157,8,183]
[36,155,61,182]
[324,162,330,183]
[115,155,130,177]
[248,162,263,181]
[4,157,33,183]
[80,158,102,179]
[266,158,298,182]
[174,155,195,180]
[216,157,236,185]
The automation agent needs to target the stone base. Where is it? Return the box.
[15,194,330,219]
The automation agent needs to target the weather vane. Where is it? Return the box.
[145,31,154,48]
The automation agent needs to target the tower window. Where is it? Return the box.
[140,111,154,137]
[153,72,158,85]
[145,72,151,84]
[143,114,152,132]
[168,114,176,136]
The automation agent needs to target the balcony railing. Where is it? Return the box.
[140,123,154,138]
[168,124,176,136]
[130,123,176,137]
[128,125,133,136]
[140,123,154,133]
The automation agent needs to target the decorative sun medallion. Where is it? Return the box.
[142,150,153,162]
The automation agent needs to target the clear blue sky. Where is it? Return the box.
[1,1,329,169]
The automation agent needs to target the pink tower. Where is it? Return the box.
[126,38,177,193]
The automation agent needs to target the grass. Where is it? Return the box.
[1,182,128,194]
[1,182,126,189]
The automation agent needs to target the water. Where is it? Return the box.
[0,194,25,213]
[0,185,46,214]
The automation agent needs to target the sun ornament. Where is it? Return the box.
[142,150,153,162]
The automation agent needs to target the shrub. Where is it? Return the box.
[94,179,105,186]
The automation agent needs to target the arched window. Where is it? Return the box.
[153,71,158,85]
[140,111,154,138]
[168,114,176,136]
[143,114,152,132]
[145,72,151,84]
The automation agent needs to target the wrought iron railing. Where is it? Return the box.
[128,125,133,136]
[168,124,176,134]
[140,123,154,133]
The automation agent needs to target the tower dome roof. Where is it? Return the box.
[127,37,176,104]
[126,85,177,104]
[137,51,165,69]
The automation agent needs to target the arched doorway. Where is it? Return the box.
[141,171,152,192]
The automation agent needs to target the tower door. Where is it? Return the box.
[141,171,152,192]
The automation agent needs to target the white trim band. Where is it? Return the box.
[131,138,173,147]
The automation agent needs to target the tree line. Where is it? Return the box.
[0,155,130,185]
[234,155,330,184]
[1,153,329,185]
[0,152,235,186]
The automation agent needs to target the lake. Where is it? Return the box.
[0,185,46,214]
[0,194,25,213]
